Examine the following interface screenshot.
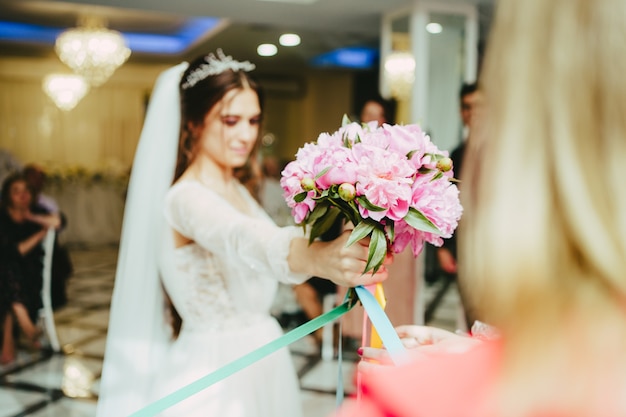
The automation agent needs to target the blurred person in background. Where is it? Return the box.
[359,98,388,127]
[23,164,58,213]
[0,173,61,363]
[23,164,72,309]
[435,82,481,329]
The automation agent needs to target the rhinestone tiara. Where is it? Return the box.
[181,49,256,89]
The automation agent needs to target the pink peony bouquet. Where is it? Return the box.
[280,116,463,273]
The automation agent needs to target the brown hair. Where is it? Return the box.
[1,173,30,211]
[174,55,265,196]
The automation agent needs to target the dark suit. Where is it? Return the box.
[441,141,466,258]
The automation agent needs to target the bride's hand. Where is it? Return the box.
[312,230,392,288]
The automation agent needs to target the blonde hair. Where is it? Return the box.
[460,0,626,414]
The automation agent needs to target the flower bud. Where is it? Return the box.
[338,183,356,202]
[300,177,316,191]
[436,157,453,172]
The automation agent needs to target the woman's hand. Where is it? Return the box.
[357,325,482,371]
[315,230,392,287]
[395,325,479,351]
[288,230,393,288]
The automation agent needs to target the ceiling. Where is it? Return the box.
[0,0,494,74]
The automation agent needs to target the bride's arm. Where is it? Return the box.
[165,182,389,287]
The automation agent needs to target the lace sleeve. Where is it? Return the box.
[164,181,309,284]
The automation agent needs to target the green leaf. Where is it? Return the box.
[327,184,340,199]
[407,149,419,159]
[317,189,329,199]
[404,207,441,234]
[294,191,308,203]
[430,171,443,181]
[306,202,329,224]
[309,206,342,244]
[325,198,360,226]
[364,227,388,274]
[425,152,444,161]
[315,166,332,180]
[342,114,352,127]
[356,195,386,212]
[346,220,376,247]
[345,201,362,225]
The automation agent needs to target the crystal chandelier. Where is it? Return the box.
[384,51,416,100]
[55,16,131,87]
[42,74,90,111]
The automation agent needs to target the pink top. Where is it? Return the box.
[335,340,626,417]
[335,341,501,417]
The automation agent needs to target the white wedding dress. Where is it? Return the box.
[96,63,310,417]
[150,179,308,417]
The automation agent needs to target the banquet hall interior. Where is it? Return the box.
[0,0,493,415]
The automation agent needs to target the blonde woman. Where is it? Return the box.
[337,0,626,415]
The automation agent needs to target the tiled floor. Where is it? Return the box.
[0,245,460,417]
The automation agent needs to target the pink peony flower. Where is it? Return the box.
[314,146,359,189]
[383,124,427,158]
[409,173,463,245]
[353,143,414,221]
[280,115,463,273]
[336,122,368,144]
[392,220,426,256]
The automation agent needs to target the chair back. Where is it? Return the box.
[40,227,61,352]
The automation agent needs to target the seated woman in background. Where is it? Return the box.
[337,0,626,415]
[23,164,72,309]
[0,173,61,364]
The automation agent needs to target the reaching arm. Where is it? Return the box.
[165,181,391,287]
[17,228,47,256]
[25,211,61,230]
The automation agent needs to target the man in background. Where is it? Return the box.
[23,164,59,213]
[436,82,480,329]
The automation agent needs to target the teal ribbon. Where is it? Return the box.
[354,285,408,365]
[130,285,406,417]
[130,296,356,417]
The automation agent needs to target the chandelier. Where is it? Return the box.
[42,74,90,111]
[55,16,131,87]
[384,51,416,100]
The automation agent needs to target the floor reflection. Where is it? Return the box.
[0,246,459,417]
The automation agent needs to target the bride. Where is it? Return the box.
[96,51,390,417]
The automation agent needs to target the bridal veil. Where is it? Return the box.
[96,62,189,417]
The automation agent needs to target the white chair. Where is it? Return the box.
[39,227,61,352]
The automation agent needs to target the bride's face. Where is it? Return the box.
[198,87,261,172]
